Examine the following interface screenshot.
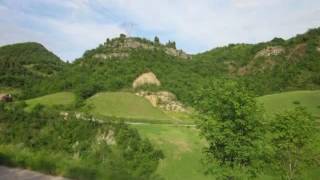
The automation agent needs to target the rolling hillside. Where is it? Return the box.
[0,42,64,88]
[2,27,320,180]
[25,92,76,110]
[257,90,320,118]
[194,28,320,95]
[85,92,173,123]
[21,89,320,180]
[25,28,320,108]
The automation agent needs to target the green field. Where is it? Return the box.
[257,90,320,117]
[25,92,76,110]
[135,124,212,180]
[85,92,174,123]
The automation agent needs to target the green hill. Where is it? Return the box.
[257,90,320,118]
[194,28,320,95]
[85,92,173,123]
[25,92,75,110]
[26,28,320,107]
[0,42,64,88]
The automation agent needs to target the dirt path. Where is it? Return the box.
[126,121,196,127]
[77,114,196,127]
[0,166,69,180]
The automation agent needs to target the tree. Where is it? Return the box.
[154,36,160,44]
[104,38,111,46]
[120,33,126,39]
[270,107,318,180]
[194,80,266,179]
[166,41,176,49]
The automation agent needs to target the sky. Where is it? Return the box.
[0,0,320,61]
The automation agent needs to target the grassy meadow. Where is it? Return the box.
[135,124,212,180]
[25,92,76,110]
[85,92,174,123]
[257,90,320,117]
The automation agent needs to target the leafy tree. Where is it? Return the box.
[75,82,103,99]
[154,36,160,44]
[120,33,126,39]
[166,40,176,49]
[194,80,266,179]
[270,107,318,180]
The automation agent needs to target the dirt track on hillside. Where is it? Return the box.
[0,166,69,180]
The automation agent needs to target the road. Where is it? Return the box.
[0,166,69,180]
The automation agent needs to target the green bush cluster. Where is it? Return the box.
[0,103,163,180]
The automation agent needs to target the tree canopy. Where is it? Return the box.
[194,80,266,179]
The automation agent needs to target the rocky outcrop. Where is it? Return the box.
[93,53,129,60]
[97,130,115,145]
[101,37,191,59]
[255,46,285,58]
[287,43,306,60]
[107,38,154,50]
[317,47,320,52]
[132,72,161,89]
[136,91,186,112]
[165,48,191,59]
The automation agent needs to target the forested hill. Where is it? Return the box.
[1,28,320,104]
[0,42,64,87]
[193,28,320,94]
[0,42,62,65]
[28,34,226,104]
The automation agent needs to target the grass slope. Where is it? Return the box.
[257,90,320,117]
[25,92,75,110]
[135,124,211,180]
[0,87,18,94]
[86,92,173,122]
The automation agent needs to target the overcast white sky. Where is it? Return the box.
[0,0,320,61]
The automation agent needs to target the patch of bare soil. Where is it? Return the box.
[132,72,161,89]
[136,91,187,112]
[255,46,285,58]
[287,43,306,60]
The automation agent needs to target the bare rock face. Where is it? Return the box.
[107,38,154,50]
[97,130,115,145]
[132,72,161,89]
[165,48,191,59]
[255,46,285,58]
[136,91,186,112]
[317,47,320,52]
[93,53,129,60]
[144,94,158,107]
[93,37,192,59]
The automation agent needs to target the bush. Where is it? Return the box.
[293,100,301,105]
[0,104,163,180]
